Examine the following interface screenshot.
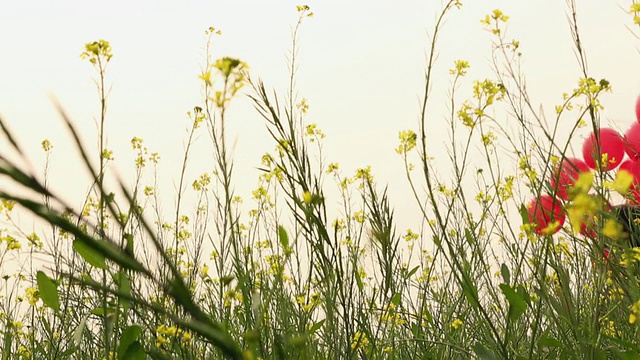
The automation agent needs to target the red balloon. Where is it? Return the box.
[582,128,625,171]
[618,159,640,180]
[526,195,565,235]
[550,157,591,200]
[636,95,640,122]
[619,160,640,203]
[580,222,597,238]
[624,122,640,160]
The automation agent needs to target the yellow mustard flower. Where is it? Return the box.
[451,318,463,329]
[605,170,634,195]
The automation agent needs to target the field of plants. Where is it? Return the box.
[1,1,640,359]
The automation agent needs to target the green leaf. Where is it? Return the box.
[499,284,527,321]
[145,348,173,360]
[123,232,134,256]
[287,334,308,348]
[519,203,530,225]
[117,271,132,312]
[81,273,99,286]
[601,331,640,352]
[73,239,108,269]
[355,268,363,291]
[460,272,479,308]
[616,350,639,360]
[277,225,289,250]
[221,275,234,286]
[0,192,147,274]
[244,329,260,343]
[500,263,510,284]
[391,293,402,306]
[593,349,607,360]
[516,284,531,305]
[472,343,498,360]
[60,347,77,356]
[36,271,60,312]
[0,162,49,196]
[167,276,205,323]
[91,307,116,317]
[118,325,143,360]
[537,335,561,348]
[407,265,419,278]
[464,228,475,245]
[308,319,325,335]
[432,235,441,248]
[121,341,145,360]
[2,320,11,359]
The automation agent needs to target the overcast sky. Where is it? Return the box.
[0,1,639,232]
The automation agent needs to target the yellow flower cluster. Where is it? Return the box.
[630,300,640,324]
[156,324,192,347]
[2,235,21,251]
[296,292,321,312]
[620,248,640,267]
[350,331,370,350]
[395,130,417,154]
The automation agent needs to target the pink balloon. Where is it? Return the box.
[618,159,640,180]
[636,95,640,122]
[582,128,625,171]
[624,122,640,160]
[526,195,565,235]
[549,157,591,200]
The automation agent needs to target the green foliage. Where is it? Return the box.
[36,271,60,312]
[73,239,108,269]
[1,2,640,359]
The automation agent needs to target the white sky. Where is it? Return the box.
[1,1,639,232]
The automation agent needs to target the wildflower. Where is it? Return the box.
[395,130,417,154]
[566,193,598,234]
[41,139,53,152]
[157,325,178,337]
[27,233,42,248]
[25,287,39,306]
[156,335,168,347]
[17,346,29,357]
[350,331,369,350]
[630,300,640,324]
[200,264,209,278]
[3,235,21,250]
[451,318,463,329]
[602,218,625,241]
[526,195,565,235]
[326,163,339,174]
[302,191,312,204]
[550,158,591,200]
[570,171,594,197]
[621,248,640,267]
[605,170,634,195]
[182,331,192,343]
[449,60,470,77]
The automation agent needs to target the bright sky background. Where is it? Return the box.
[1,1,639,233]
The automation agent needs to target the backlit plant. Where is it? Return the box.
[0,2,640,359]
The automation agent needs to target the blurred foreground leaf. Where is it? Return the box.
[37,271,60,312]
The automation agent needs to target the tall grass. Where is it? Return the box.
[0,2,640,359]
